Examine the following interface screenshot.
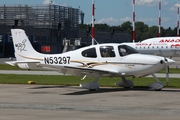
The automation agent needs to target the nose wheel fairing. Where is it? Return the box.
[147,74,164,90]
[147,82,164,91]
[115,76,134,88]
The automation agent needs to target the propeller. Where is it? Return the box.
[159,49,170,86]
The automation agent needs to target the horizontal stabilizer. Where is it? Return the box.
[5,61,17,66]
[5,60,40,66]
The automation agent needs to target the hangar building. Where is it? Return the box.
[0,4,79,57]
[0,4,131,58]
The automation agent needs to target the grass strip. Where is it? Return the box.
[0,74,180,88]
[0,64,22,70]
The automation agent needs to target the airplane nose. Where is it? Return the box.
[166,58,175,65]
[160,58,175,66]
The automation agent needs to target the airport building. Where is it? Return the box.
[0,4,131,58]
[0,4,80,57]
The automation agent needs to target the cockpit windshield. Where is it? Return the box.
[118,45,139,56]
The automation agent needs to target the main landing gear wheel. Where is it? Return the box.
[115,76,134,88]
[80,76,100,91]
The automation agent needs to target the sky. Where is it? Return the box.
[0,0,180,28]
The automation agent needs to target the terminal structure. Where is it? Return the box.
[0,4,131,57]
[0,4,80,57]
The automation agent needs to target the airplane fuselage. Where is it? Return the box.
[122,38,180,57]
[16,43,171,78]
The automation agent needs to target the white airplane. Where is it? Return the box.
[6,29,175,91]
[122,37,180,58]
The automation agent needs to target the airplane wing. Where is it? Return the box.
[38,63,119,77]
[5,60,119,75]
[64,66,119,74]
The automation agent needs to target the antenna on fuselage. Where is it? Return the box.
[90,34,99,44]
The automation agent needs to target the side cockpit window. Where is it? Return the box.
[82,47,97,58]
[100,46,115,57]
[118,45,139,56]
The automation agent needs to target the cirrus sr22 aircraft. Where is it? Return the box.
[6,29,175,91]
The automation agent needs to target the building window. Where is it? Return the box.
[0,35,3,43]
[9,35,12,42]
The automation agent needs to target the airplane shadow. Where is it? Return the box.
[29,85,70,89]
[62,87,155,95]
[28,85,180,95]
[62,87,180,95]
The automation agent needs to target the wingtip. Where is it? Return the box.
[5,61,17,66]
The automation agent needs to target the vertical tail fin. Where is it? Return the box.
[11,29,41,61]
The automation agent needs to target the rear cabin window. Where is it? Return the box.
[81,48,97,58]
[100,46,115,57]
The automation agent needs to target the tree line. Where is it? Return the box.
[79,21,179,41]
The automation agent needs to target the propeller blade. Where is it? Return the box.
[159,49,170,86]
[166,66,169,86]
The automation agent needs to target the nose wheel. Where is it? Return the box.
[147,74,164,90]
